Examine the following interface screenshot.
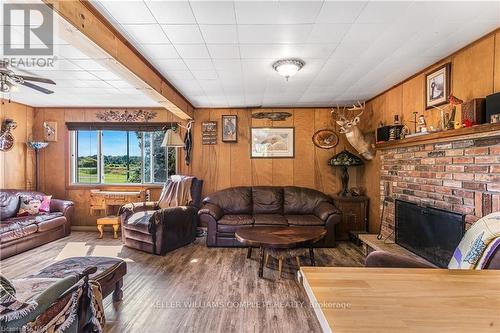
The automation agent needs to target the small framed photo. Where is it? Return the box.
[251,127,294,158]
[222,115,238,142]
[425,63,451,109]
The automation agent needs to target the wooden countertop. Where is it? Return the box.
[375,122,500,149]
[299,267,500,333]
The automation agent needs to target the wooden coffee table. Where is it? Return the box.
[235,226,326,278]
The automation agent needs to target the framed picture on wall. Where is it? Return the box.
[425,63,451,109]
[222,115,237,142]
[251,127,294,158]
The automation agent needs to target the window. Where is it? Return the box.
[71,130,177,185]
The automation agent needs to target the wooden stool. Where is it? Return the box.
[265,248,308,279]
[96,216,120,239]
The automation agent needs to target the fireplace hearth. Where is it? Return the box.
[396,200,465,267]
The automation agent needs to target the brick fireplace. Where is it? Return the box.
[378,133,500,239]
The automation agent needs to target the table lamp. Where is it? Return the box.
[328,149,364,196]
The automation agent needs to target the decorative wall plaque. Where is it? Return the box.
[252,112,292,121]
[0,119,17,152]
[95,109,157,122]
[202,121,217,145]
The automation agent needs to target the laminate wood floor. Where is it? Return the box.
[1,232,364,333]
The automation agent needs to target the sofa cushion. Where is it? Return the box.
[285,214,325,226]
[0,216,37,234]
[283,186,331,215]
[36,216,67,233]
[253,214,287,226]
[252,187,283,214]
[203,187,252,214]
[0,192,20,220]
[218,214,254,226]
[122,210,156,234]
[0,224,38,243]
[218,224,253,233]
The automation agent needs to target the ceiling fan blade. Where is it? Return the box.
[19,75,56,85]
[20,81,54,94]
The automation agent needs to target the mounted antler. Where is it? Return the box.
[331,101,374,160]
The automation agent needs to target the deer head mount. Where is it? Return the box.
[332,101,375,160]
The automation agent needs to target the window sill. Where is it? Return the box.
[67,183,164,190]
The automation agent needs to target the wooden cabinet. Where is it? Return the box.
[332,196,369,241]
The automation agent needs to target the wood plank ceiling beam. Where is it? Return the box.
[42,0,194,119]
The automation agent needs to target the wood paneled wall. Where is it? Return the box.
[0,100,35,190]
[34,107,188,228]
[191,108,363,197]
[362,29,500,233]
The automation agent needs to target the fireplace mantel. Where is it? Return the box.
[376,123,500,149]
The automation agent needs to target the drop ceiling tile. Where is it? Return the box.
[316,1,367,24]
[145,1,196,24]
[91,71,123,81]
[213,59,242,72]
[121,24,170,44]
[190,1,236,24]
[192,70,218,80]
[307,24,351,44]
[207,44,240,59]
[97,1,156,24]
[275,1,323,24]
[108,80,136,89]
[155,59,189,72]
[166,70,196,81]
[138,44,179,59]
[234,1,279,24]
[355,1,411,24]
[199,25,239,44]
[175,44,210,59]
[300,44,338,59]
[58,45,90,59]
[342,23,389,44]
[161,25,204,44]
[184,59,214,71]
[68,59,107,71]
[238,25,313,44]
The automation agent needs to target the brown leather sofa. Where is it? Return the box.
[199,186,341,247]
[0,190,74,259]
[119,178,203,255]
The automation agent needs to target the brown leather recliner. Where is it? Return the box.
[0,189,74,259]
[199,186,341,247]
[119,178,203,255]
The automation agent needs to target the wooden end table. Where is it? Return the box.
[235,226,326,278]
[96,216,120,239]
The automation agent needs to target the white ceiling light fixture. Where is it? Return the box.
[272,58,305,81]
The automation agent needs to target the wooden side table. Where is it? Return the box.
[97,216,120,239]
[332,195,368,241]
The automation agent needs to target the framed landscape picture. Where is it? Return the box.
[251,127,294,158]
[222,115,237,142]
[425,63,451,109]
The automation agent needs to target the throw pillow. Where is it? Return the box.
[17,196,42,216]
[39,195,52,213]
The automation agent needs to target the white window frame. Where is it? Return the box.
[70,130,177,185]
